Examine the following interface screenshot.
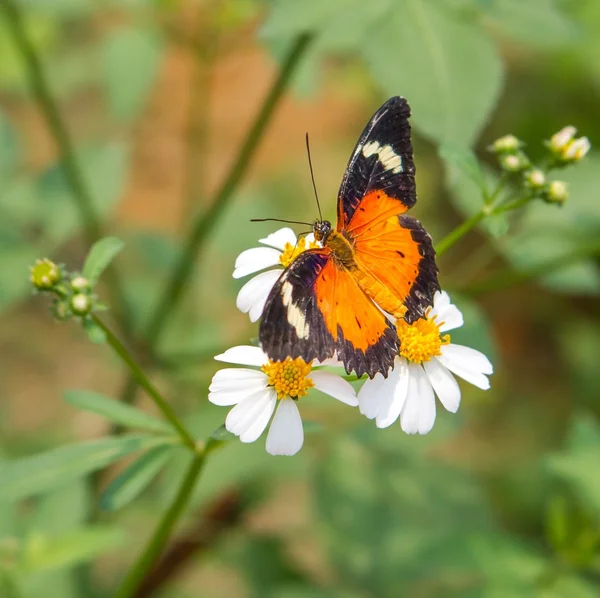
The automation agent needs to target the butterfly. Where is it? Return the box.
[258,97,439,379]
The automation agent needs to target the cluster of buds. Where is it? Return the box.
[490,134,530,173]
[489,126,592,207]
[548,126,591,164]
[30,259,98,320]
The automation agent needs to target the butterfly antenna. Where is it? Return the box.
[250,217,313,226]
[305,132,323,223]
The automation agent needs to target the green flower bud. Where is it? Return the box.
[70,293,92,316]
[524,169,546,190]
[500,153,529,173]
[545,180,568,205]
[491,134,521,153]
[30,259,61,290]
[70,276,90,292]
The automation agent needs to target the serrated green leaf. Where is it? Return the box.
[63,390,172,434]
[81,237,125,284]
[81,318,107,344]
[21,525,125,573]
[362,0,504,146]
[100,446,175,511]
[0,435,176,502]
[101,26,164,122]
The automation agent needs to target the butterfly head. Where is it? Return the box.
[313,220,332,243]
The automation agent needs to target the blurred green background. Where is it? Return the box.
[1,0,600,596]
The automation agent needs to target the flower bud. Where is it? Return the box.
[549,126,577,152]
[500,153,529,172]
[562,136,591,161]
[30,259,61,290]
[491,134,521,153]
[545,180,568,204]
[70,276,90,292]
[70,293,92,316]
[524,169,546,190]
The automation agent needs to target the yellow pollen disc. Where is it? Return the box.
[261,357,314,400]
[279,238,320,268]
[396,313,450,364]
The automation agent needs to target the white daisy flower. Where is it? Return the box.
[209,345,357,456]
[358,291,493,435]
[233,227,320,322]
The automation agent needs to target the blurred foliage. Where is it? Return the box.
[0,0,600,596]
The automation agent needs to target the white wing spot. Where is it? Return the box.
[280,281,310,339]
[362,140,403,174]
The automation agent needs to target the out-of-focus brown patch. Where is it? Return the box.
[117,30,364,234]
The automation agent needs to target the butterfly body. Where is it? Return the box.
[259,97,440,378]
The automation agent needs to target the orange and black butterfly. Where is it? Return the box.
[259,97,439,378]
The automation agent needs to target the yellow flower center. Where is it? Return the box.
[279,237,320,268]
[261,357,314,400]
[396,311,450,364]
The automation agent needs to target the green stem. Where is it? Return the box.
[113,451,206,598]
[1,0,132,334]
[92,316,196,451]
[144,32,313,346]
[435,209,488,256]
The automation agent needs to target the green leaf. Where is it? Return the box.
[81,237,125,285]
[546,415,600,512]
[483,0,576,48]
[63,390,172,434]
[499,155,600,295]
[101,26,164,122]
[100,446,175,511]
[362,0,504,146]
[439,143,488,192]
[21,526,125,573]
[0,435,176,502]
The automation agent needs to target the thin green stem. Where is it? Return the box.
[144,32,313,347]
[435,210,487,256]
[1,0,132,334]
[92,316,196,451]
[113,451,206,598]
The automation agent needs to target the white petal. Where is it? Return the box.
[214,346,267,367]
[432,290,451,312]
[209,368,266,389]
[437,304,464,332]
[400,364,436,435]
[311,371,358,406]
[376,359,409,428]
[233,247,281,279]
[209,375,266,404]
[236,269,282,322]
[225,390,272,436]
[305,233,318,245]
[258,227,297,250]
[357,371,388,419]
[423,359,461,413]
[442,344,493,375]
[266,399,304,456]
[239,390,277,443]
[438,345,491,390]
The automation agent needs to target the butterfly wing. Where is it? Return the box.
[259,249,397,378]
[337,96,439,322]
[337,96,416,229]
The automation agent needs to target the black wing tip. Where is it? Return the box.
[380,96,411,117]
